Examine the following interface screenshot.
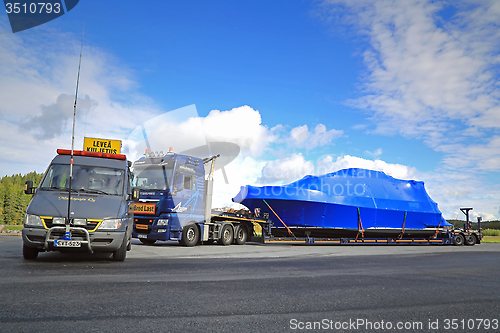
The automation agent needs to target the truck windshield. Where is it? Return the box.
[40,164,125,195]
[132,165,173,190]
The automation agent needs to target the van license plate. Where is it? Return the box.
[55,240,81,247]
[138,234,147,239]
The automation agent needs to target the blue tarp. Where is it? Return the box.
[233,168,450,231]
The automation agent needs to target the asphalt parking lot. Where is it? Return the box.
[1,236,499,332]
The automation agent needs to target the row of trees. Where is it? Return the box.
[0,172,43,225]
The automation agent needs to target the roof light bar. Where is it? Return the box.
[57,149,126,160]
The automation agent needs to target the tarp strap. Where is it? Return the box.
[397,211,407,240]
[263,199,296,238]
[432,218,442,238]
[356,207,364,239]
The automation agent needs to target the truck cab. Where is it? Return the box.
[22,149,133,261]
[131,150,268,247]
[131,151,207,246]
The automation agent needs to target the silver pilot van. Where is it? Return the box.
[22,149,133,261]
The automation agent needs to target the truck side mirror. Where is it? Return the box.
[24,180,34,195]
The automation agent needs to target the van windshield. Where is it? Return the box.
[40,164,125,195]
[132,165,173,190]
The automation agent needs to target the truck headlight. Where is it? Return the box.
[98,218,123,230]
[157,219,169,226]
[24,214,43,227]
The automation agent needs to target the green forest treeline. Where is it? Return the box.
[0,172,43,225]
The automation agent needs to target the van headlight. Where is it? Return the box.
[53,217,66,225]
[73,218,87,226]
[98,218,124,230]
[24,214,43,227]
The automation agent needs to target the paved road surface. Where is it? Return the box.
[1,236,499,332]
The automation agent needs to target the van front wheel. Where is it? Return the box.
[23,244,38,260]
[112,235,127,261]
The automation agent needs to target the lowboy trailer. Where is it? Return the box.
[261,207,482,246]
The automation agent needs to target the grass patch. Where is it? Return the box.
[481,236,500,243]
[2,225,23,231]
[482,229,500,236]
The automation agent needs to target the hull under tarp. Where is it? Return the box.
[232,168,451,239]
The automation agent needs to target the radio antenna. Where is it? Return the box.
[66,21,85,237]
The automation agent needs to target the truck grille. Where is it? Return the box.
[134,218,155,225]
[134,227,151,234]
[134,218,154,234]
[41,217,102,231]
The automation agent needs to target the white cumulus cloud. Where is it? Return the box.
[257,153,315,184]
[202,105,276,157]
[317,155,417,180]
[290,124,343,149]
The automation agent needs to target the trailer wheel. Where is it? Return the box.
[453,234,465,246]
[182,224,199,247]
[234,225,248,245]
[219,224,233,246]
[112,235,127,261]
[23,244,38,260]
[464,234,476,246]
[139,239,156,245]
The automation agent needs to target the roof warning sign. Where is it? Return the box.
[83,137,122,154]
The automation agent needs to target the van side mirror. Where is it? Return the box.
[24,180,35,195]
[131,188,140,201]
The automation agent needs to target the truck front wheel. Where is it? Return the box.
[182,224,199,247]
[23,244,38,260]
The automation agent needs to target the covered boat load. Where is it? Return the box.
[233,168,480,245]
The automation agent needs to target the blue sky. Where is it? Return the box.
[1,0,499,220]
